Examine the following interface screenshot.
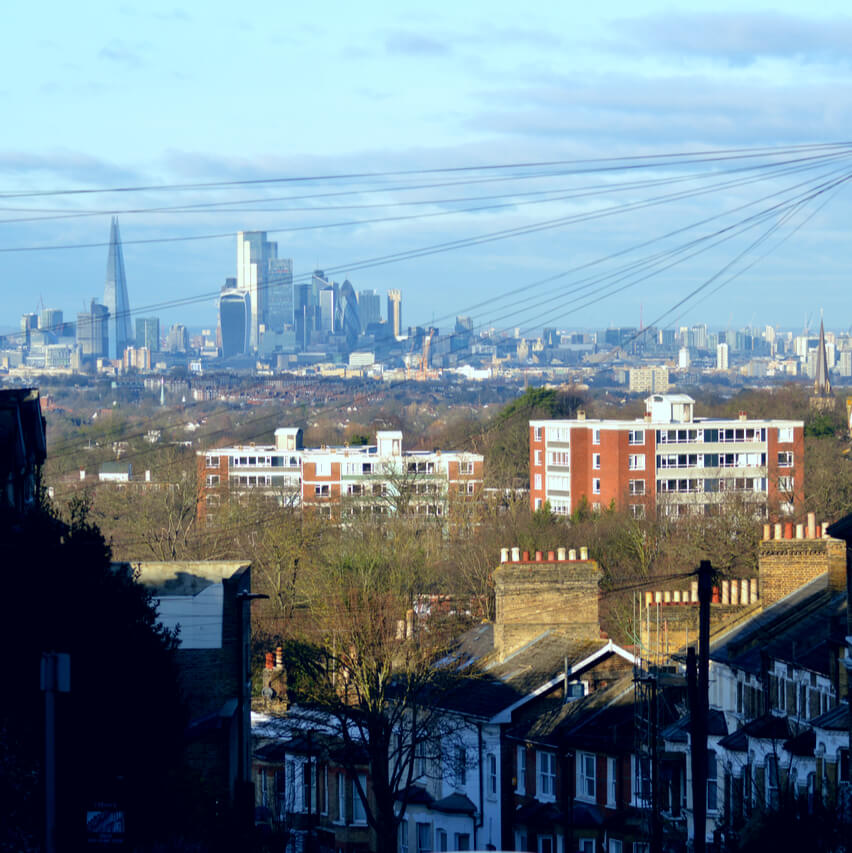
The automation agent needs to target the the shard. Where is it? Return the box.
[103,217,132,360]
[814,316,832,397]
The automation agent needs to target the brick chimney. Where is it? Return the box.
[493,547,601,661]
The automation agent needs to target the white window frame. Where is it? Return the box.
[778,426,794,443]
[592,478,601,494]
[593,429,601,445]
[516,745,526,794]
[205,455,219,468]
[488,753,498,798]
[777,451,794,468]
[592,453,601,470]
[352,773,368,825]
[534,473,542,490]
[607,756,617,807]
[534,449,542,465]
[628,429,645,446]
[537,750,556,801]
[337,771,346,824]
[577,751,596,802]
[628,454,646,471]
[628,479,645,495]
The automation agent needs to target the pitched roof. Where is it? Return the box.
[811,702,850,731]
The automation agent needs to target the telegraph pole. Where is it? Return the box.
[688,560,713,853]
[41,652,70,853]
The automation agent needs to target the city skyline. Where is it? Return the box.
[3,3,852,331]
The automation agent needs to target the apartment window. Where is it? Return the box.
[778,426,794,443]
[628,454,646,471]
[534,426,544,441]
[538,751,556,800]
[607,757,617,807]
[534,498,542,510]
[707,750,718,812]
[630,504,645,519]
[593,429,601,445]
[592,478,601,494]
[314,484,330,496]
[766,755,779,809]
[778,476,794,493]
[453,834,470,851]
[352,773,367,825]
[459,460,474,475]
[416,822,432,853]
[778,451,794,467]
[628,429,645,445]
[454,746,467,788]
[488,753,498,797]
[534,473,542,490]
[516,746,526,794]
[466,481,476,495]
[315,460,331,477]
[593,453,601,469]
[538,836,554,853]
[534,449,542,465]
[632,755,651,807]
[436,829,448,852]
[400,820,409,853]
[337,772,346,823]
[628,479,645,495]
[577,752,595,801]
[550,450,571,466]
[206,474,220,487]
[205,455,219,468]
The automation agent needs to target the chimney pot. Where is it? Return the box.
[577,409,586,421]
[822,522,830,538]
[691,580,699,602]
[568,548,577,561]
[645,591,653,606]
[500,547,509,563]
[522,550,530,562]
[511,546,520,562]
[774,523,782,540]
[547,550,556,561]
[721,580,729,604]
[738,411,747,421]
[275,646,283,669]
[557,547,567,561]
[750,578,758,603]
[265,652,274,670]
[535,550,543,562]
[796,523,804,539]
[784,522,793,539]
[580,546,589,560]
[807,512,816,538]
[763,523,771,540]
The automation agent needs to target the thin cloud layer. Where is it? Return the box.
[610,12,852,66]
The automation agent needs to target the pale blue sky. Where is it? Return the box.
[3,1,852,333]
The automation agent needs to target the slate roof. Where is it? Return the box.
[709,575,846,678]
[811,702,850,731]
[430,793,477,815]
[436,625,627,719]
[661,708,728,744]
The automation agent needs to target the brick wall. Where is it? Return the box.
[493,556,601,661]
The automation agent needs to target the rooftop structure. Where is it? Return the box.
[530,393,804,518]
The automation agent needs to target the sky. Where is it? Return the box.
[3,0,852,335]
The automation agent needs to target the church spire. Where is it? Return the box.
[814,315,832,397]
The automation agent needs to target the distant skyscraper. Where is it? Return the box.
[165,324,190,354]
[387,289,402,338]
[219,289,251,358]
[716,342,729,371]
[38,309,62,333]
[136,317,160,352]
[77,299,109,359]
[339,280,361,349]
[266,257,294,332]
[237,231,279,350]
[103,217,132,360]
[357,289,381,331]
[319,286,336,333]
